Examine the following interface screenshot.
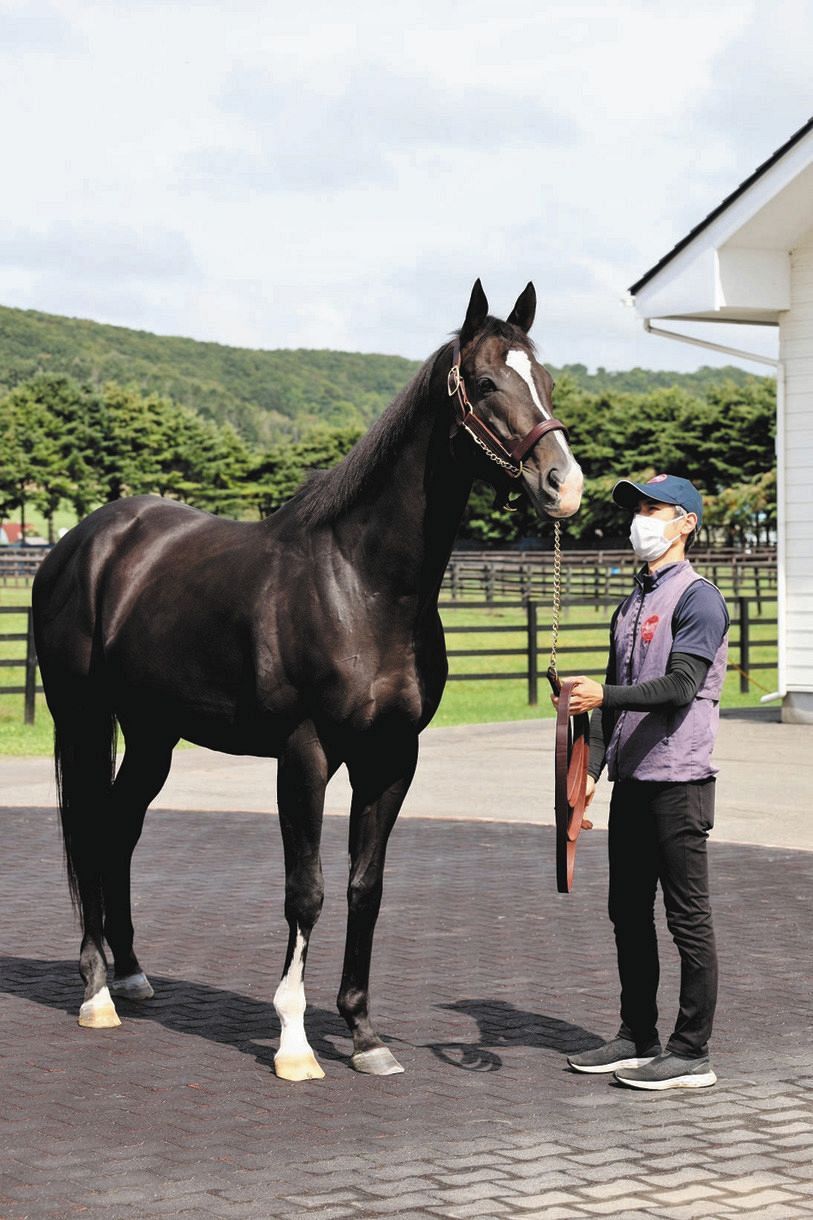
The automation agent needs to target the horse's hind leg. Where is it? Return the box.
[338,724,418,1076]
[103,731,175,1003]
[273,723,332,1082]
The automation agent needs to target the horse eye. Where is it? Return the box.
[477,378,496,396]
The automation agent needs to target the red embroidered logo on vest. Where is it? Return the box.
[641,614,660,643]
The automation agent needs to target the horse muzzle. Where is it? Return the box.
[524,461,584,519]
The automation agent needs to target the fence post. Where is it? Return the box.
[527,601,538,706]
[738,596,750,694]
[24,607,37,725]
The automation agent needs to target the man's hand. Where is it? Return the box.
[581,774,596,830]
[549,675,604,714]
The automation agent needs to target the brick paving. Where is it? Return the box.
[1,806,812,1219]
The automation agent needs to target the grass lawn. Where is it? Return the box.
[0,586,778,755]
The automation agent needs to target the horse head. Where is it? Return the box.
[451,280,583,519]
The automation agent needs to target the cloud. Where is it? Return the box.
[692,0,812,168]
[182,66,577,195]
[0,222,198,281]
[0,0,79,52]
[0,0,805,374]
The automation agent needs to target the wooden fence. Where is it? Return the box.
[0,549,48,584]
[441,596,776,705]
[1,545,778,594]
[0,595,776,723]
[0,607,40,723]
[443,549,777,605]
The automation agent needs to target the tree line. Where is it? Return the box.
[0,301,768,445]
[0,304,420,445]
[466,372,776,547]
[0,370,775,547]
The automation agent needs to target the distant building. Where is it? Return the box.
[629,118,813,725]
[0,522,26,545]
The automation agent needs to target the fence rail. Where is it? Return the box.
[0,594,777,723]
[440,597,776,705]
[0,607,41,723]
[443,552,777,604]
[0,549,48,583]
[1,545,778,590]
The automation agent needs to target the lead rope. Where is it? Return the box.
[548,520,562,683]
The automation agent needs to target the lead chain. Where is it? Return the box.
[463,425,523,478]
[549,520,561,680]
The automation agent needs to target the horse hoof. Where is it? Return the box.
[109,972,154,1000]
[78,986,121,1029]
[274,1051,326,1082]
[351,1047,404,1075]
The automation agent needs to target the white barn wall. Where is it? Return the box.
[779,226,813,722]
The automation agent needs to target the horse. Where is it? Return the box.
[32,280,583,1081]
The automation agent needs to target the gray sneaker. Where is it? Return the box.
[614,1051,717,1090]
[568,1036,661,1074]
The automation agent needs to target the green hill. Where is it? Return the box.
[0,303,770,445]
[0,304,422,444]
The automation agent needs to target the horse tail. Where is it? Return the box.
[54,698,118,921]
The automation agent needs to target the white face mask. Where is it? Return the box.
[629,511,686,562]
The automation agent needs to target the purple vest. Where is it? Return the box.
[605,561,728,783]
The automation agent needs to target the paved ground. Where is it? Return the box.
[2,789,813,1217]
[3,707,811,850]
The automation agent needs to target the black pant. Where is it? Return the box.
[608,777,718,1058]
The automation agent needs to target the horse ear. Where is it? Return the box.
[459,279,489,346]
[507,282,536,333]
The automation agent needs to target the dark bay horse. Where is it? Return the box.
[32,281,583,1080]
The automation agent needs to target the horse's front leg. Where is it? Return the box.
[273,723,333,1082]
[338,725,418,1075]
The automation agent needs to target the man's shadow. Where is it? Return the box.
[1,957,602,1075]
[425,999,602,1072]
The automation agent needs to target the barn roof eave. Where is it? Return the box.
[628,116,813,298]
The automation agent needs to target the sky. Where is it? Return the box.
[0,0,811,372]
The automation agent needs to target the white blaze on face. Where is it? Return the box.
[273,927,313,1062]
[504,348,569,457]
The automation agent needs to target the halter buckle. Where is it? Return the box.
[447,365,461,397]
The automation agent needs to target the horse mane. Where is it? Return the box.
[291,342,448,526]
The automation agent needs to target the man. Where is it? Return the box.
[559,474,729,1090]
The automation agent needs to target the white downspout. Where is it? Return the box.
[641,320,786,705]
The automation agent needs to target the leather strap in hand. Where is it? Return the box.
[553,677,591,893]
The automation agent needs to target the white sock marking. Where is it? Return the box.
[274,928,314,1063]
[505,348,570,456]
[79,985,115,1017]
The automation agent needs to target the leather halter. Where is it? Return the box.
[447,338,570,479]
[549,672,591,893]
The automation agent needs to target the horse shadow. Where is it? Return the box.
[0,957,602,1076]
[0,955,351,1072]
[424,998,603,1072]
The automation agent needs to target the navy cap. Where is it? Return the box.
[612,473,703,528]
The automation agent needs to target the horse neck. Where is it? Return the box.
[337,370,474,608]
